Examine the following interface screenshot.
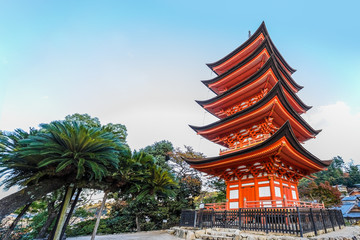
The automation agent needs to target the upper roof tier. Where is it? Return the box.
[197,56,311,118]
[202,40,302,95]
[184,121,330,177]
[206,22,296,76]
[190,82,321,144]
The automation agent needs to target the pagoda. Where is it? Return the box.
[185,22,331,209]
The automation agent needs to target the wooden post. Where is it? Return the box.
[224,210,227,228]
[264,208,268,234]
[211,209,214,228]
[320,209,327,233]
[296,207,303,237]
[193,210,197,228]
[283,194,287,207]
[269,175,276,207]
[239,208,242,230]
[309,208,317,236]
[328,209,335,231]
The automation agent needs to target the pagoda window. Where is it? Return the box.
[275,187,281,197]
[291,190,297,199]
[259,186,271,197]
[229,202,239,209]
[230,189,239,199]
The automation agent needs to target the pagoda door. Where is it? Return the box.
[283,185,291,201]
[242,186,255,207]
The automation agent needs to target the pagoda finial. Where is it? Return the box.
[248,30,252,38]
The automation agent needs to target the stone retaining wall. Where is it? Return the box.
[167,226,360,240]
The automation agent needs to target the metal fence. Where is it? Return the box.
[179,208,345,237]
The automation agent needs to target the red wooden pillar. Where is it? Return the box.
[269,175,276,207]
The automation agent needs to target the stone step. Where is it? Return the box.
[205,232,235,237]
[199,234,234,240]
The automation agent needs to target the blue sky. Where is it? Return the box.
[0,0,359,170]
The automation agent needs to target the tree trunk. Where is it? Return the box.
[0,178,68,222]
[37,211,58,239]
[51,185,74,240]
[60,188,82,239]
[136,214,141,232]
[91,191,108,240]
[2,202,32,240]
[37,199,59,239]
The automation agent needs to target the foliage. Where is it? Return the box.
[0,114,132,236]
[65,113,128,143]
[298,181,341,207]
[107,144,204,233]
[141,140,173,169]
[0,128,40,190]
[297,155,360,207]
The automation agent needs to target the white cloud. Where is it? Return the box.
[303,101,360,164]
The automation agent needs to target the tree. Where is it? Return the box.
[142,140,173,169]
[2,203,32,240]
[313,156,345,186]
[347,162,360,187]
[0,120,128,231]
[298,181,341,207]
[21,121,127,240]
[109,150,177,232]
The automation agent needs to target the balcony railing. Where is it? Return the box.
[204,199,324,210]
[219,134,271,155]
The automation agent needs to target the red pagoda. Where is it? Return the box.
[185,22,331,210]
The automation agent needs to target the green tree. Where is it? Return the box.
[313,156,345,186]
[0,120,128,233]
[23,121,127,239]
[141,140,173,169]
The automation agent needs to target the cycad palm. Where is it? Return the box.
[0,128,41,190]
[137,164,177,200]
[22,121,125,181]
[0,121,127,225]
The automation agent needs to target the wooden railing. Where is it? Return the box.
[204,202,227,210]
[245,200,324,209]
[219,134,271,155]
[204,200,324,210]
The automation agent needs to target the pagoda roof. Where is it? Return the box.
[196,56,311,117]
[189,82,320,142]
[206,21,296,76]
[184,121,330,174]
[202,40,302,94]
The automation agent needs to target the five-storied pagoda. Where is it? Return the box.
[185,22,331,210]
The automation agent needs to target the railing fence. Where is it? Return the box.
[180,207,345,237]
